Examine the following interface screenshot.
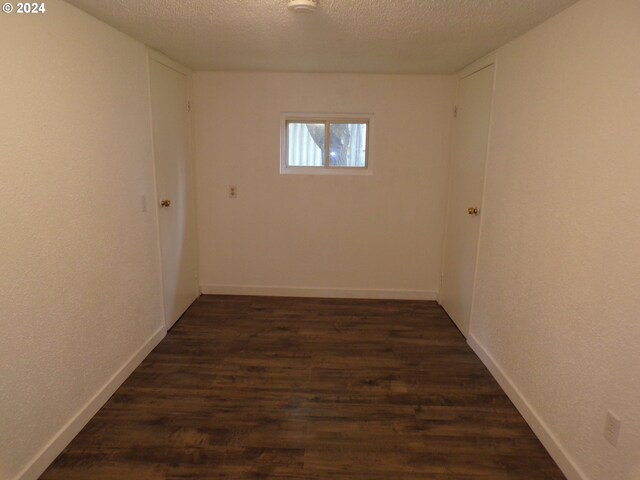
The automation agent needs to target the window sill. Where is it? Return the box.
[280,166,373,176]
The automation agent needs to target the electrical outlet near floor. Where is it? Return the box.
[604,411,621,446]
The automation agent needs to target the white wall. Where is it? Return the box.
[469,0,640,479]
[0,2,165,479]
[193,72,454,299]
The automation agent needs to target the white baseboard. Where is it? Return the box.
[467,333,589,480]
[15,326,166,480]
[200,284,437,301]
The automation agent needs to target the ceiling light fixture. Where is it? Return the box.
[288,0,317,13]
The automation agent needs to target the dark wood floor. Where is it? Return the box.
[42,295,565,479]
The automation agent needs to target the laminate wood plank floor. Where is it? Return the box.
[42,295,566,479]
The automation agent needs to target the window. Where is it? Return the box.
[280,114,371,174]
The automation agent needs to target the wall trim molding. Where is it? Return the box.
[200,284,437,301]
[467,333,589,480]
[15,326,166,480]
[147,48,191,76]
[457,52,497,80]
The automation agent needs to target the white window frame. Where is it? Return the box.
[280,113,373,175]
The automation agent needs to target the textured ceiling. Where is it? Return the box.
[64,0,579,74]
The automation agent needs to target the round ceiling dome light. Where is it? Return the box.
[288,0,317,12]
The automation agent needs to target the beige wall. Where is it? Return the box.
[0,2,165,479]
[470,0,640,479]
[193,72,454,298]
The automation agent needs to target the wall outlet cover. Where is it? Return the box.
[604,411,621,446]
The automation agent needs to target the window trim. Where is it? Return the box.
[280,113,373,175]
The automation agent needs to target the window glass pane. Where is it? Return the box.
[328,123,367,167]
[287,123,325,166]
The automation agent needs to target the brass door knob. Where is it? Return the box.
[467,207,479,216]
[160,199,172,208]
